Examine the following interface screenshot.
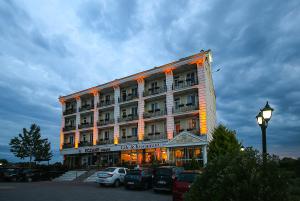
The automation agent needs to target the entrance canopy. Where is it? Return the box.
[166,131,208,148]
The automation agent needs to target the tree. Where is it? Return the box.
[185,148,289,201]
[208,124,241,161]
[35,139,53,165]
[9,124,52,166]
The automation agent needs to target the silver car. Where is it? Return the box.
[96,167,128,187]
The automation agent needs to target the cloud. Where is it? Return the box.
[0,0,299,162]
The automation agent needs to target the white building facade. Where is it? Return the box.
[59,50,216,168]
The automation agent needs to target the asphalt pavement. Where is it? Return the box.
[0,181,171,201]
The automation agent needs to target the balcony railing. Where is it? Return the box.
[143,86,167,97]
[118,114,139,123]
[119,93,138,103]
[97,138,114,145]
[173,104,199,114]
[97,99,115,108]
[119,136,138,143]
[174,128,199,136]
[63,125,76,132]
[79,104,94,112]
[173,79,198,90]
[144,109,166,119]
[78,122,94,129]
[97,119,115,126]
[144,132,167,141]
[78,141,92,147]
[63,108,76,115]
[62,143,74,149]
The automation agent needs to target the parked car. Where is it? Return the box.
[1,168,22,182]
[96,167,128,187]
[124,168,153,190]
[18,169,50,182]
[172,170,201,201]
[153,166,184,192]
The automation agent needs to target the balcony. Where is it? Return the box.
[119,136,138,143]
[144,109,166,119]
[118,114,139,123]
[143,86,167,97]
[173,104,199,114]
[119,93,138,103]
[63,108,76,115]
[78,122,94,129]
[78,141,92,147]
[63,125,76,132]
[79,104,94,112]
[173,79,198,90]
[97,119,115,126]
[97,99,115,108]
[97,138,114,145]
[144,132,167,141]
[62,143,74,149]
[174,128,199,136]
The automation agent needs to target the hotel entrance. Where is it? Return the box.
[168,146,202,166]
[120,148,168,165]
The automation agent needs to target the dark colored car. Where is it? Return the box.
[2,168,22,182]
[153,166,184,192]
[172,170,201,201]
[124,168,153,190]
[18,169,46,182]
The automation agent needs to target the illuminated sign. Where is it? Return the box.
[120,142,165,150]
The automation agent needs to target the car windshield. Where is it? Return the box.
[156,168,172,176]
[177,173,199,183]
[103,168,116,172]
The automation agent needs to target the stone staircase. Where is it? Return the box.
[53,170,87,182]
[84,171,100,182]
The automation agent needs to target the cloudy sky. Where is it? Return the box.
[0,0,299,162]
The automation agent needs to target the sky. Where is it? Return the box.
[0,0,299,163]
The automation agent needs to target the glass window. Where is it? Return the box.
[132,127,138,137]
[118,168,125,174]
[177,173,199,183]
[122,129,126,137]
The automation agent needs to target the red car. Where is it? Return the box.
[172,170,201,201]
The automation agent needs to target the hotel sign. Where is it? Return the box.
[84,147,111,153]
[120,142,165,151]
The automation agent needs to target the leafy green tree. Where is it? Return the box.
[35,139,53,165]
[9,124,52,166]
[185,148,289,201]
[208,124,241,161]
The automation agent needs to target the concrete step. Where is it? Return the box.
[53,171,87,182]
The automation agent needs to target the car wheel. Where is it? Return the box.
[114,179,120,187]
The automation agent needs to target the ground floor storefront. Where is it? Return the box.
[62,131,208,168]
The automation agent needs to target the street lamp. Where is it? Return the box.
[256,101,274,155]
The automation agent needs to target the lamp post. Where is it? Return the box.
[256,101,274,155]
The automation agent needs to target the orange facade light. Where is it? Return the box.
[90,88,99,96]
[59,131,64,150]
[114,136,118,145]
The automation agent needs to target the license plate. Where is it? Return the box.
[98,179,105,182]
[158,180,166,184]
[127,182,134,185]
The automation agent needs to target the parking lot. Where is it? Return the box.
[0,181,171,201]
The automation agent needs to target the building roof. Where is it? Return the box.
[59,49,211,101]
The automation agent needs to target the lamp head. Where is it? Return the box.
[256,111,263,126]
[262,101,274,121]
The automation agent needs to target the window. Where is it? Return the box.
[83,134,86,142]
[105,113,110,120]
[175,121,181,133]
[122,129,126,138]
[187,95,196,105]
[188,119,197,129]
[174,76,179,87]
[104,131,109,139]
[122,109,126,117]
[118,168,125,174]
[132,127,138,137]
[105,95,110,101]
[122,90,126,100]
[151,82,158,89]
[132,107,137,116]
[83,117,87,124]
[151,124,155,134]
[186,72,195,83]
[70,136,74,144]
[132,87,137,96]
[175,98,180,109]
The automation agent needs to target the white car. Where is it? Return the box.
[96,167,128,187]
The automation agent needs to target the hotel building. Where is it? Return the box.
[59,50,216,168]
